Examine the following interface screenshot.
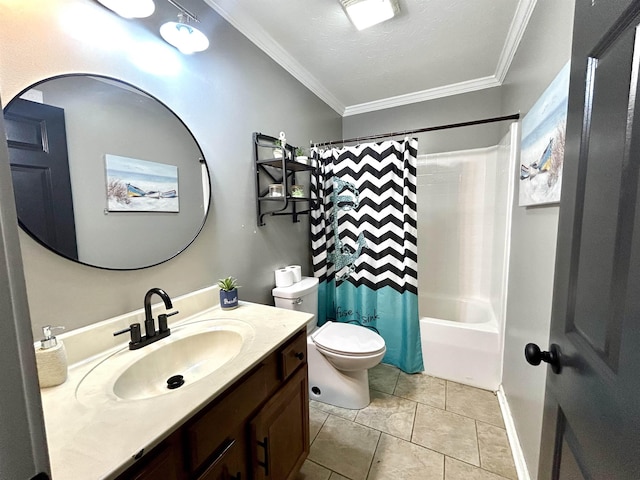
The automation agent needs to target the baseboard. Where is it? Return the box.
[497,385,532,480]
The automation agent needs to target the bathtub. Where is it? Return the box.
[419,295,501,391]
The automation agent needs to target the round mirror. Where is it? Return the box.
[3,74,210,270]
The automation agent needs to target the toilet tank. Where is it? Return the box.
[272,276,319,331]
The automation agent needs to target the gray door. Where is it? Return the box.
[0,92,50,478]
[531,1,640,478]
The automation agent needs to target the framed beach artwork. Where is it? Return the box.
[519,62,570,206]
[105,154,179,212]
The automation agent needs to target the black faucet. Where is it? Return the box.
[144,287,173,338]
[114,288,179,350]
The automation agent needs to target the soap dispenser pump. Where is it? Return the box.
[35,325,68,388]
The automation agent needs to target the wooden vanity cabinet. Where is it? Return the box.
[250,367,309,480]
[186,363,268,476]
[115,328,308,480]
[120,433,183,480]
[194,427,246,480]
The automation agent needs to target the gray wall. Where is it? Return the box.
[500,1,575,479]
[0,0,341,339]
[343,86,505,154]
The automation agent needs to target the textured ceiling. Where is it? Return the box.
[203,0,534,115]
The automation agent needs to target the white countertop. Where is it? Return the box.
[39,287,311,480]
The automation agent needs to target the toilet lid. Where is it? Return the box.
[311,322,386,355]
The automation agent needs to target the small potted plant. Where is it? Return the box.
[273,139,284,159]
[295,147,308,164]
[291,184,305,198]
[218,276,240,310]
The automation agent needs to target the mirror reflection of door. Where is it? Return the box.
[537,1,640,478]
[5,98,78,261]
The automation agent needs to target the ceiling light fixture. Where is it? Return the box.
[160,1,209,54]
[95,0,155,19]
[340,0,400,31]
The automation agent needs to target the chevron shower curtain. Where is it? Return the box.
[310,139,423,373]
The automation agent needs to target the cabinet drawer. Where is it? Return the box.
[118,435,183,480]
[280,329,307,381]
[196,429,246,480]
[187,364,267,473]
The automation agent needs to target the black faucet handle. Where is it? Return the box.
[113,323,142,344]
[158,310,179,333]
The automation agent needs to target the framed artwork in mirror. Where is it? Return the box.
[106,154,179,212]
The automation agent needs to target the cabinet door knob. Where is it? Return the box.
[295,352,305,361]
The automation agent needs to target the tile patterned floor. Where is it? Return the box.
[296,364,517,480]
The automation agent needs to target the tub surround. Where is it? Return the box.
[38,286,312,480]
[420,296,501,391]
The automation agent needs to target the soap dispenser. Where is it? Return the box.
[35,325,68,388]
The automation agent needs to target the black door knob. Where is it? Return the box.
[525,343,562,374]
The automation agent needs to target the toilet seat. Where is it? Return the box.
[311,321,386,357]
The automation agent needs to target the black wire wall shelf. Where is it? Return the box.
[253,132,316,227]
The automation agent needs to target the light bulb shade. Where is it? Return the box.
[96,0,155,19]
[340,0,399,31]
[160,21,210,54]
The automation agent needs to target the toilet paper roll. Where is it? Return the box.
[275,268,294,287]
[286,265,302,283]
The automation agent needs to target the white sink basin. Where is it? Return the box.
[75,318,255,404]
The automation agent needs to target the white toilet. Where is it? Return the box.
[273,276,386,409]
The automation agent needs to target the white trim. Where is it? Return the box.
[495,0,538,83]
[343,75,501,117]
[203,0,536,116]
[202,0,346,115]
[497,385,532,480]
[498,122,519,389]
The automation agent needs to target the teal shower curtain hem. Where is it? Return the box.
[317,279,424,374]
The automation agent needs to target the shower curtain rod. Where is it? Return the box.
[313,113,520,147]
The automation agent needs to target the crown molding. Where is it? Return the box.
[205,0,535,117]
[495,0,538,83]
[203,0,346,115]
[343,75,501,117]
